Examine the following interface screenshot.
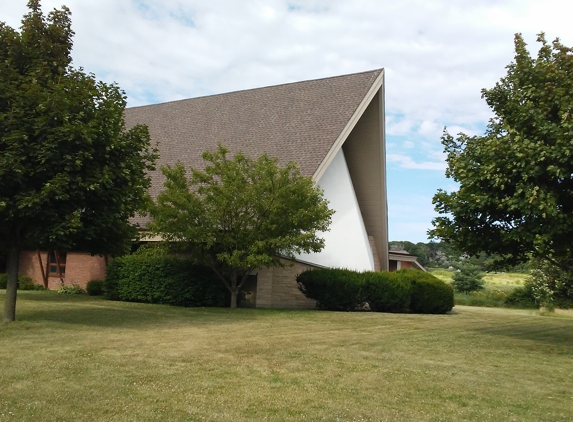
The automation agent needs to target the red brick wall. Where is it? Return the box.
[18,251,108,290]
[19,251,47,287]
[65,253,107,289]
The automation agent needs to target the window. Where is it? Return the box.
[48,251,67,278]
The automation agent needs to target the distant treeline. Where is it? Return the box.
[389,241,527,272]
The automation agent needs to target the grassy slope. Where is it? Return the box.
[1,291,572,421]
[429,270,529,286]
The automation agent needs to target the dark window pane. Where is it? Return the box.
[49,265,58,274]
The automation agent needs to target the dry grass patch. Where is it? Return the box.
[1,291,572,421]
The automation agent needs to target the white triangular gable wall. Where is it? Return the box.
[295,148,375,271]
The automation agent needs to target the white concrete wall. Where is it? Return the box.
[296,148,374,271]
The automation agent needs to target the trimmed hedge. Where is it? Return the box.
[392,270,454,314]
[297,268,366,311]
[297,268,453,314]
[86,279,105,296]
[105,255,230,307]
[363,271,411,312]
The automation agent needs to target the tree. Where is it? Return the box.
[149,144,334,308]
[0,1,157,321]
[451,262,484,293]
[429,33,573,278]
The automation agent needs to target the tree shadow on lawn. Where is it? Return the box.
[473,322,573,348]
[6,292,264,329]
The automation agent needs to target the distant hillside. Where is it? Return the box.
[388,241,527,272]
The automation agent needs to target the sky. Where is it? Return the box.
[1,0,572,243]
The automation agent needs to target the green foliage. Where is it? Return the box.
[86,279,105,296]
[0,1,158,321]
[389,241,454,268]
[298,268,453,314]
[430,33,573,279]
[149,144,333,308]
[58,284,85,294]
[393,270,454,314]
[105,254,230,307]
[504,286,537,308]
[362,271,411,312]
[1,274,44,290]
[132,243,172,257]
[296,268,366,311]
[17,275,44,291]
[451,262,485,293]
[0,274,44,291]
[502,258,573,310]
[455,288,512,308]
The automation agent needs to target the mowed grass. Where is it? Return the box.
[430,269,528,287]
[1,291,573,421]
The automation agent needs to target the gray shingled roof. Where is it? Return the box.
[126,69,383,227]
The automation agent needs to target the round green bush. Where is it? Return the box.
[297,268,366,311]
[363,271,411,312]
[86,279,105,296]
[0,273,7,289]
[396,270,453,314]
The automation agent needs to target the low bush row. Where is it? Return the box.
[105,254,230,307]
[297,268,453,314]
[0,274,45,290]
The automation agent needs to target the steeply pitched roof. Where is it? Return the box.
[125,69,384,202]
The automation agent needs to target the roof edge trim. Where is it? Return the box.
[312,69,385,182]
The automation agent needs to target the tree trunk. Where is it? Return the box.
[3,245,20,322]
[230,290,238,309]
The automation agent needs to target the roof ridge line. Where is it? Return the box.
[127,68,384,110]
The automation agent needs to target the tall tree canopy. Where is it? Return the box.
[430,33,573,274]
[1,1,157,321]
[149,144,334,308]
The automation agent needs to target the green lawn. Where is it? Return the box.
[1,291,572,421]
[429,269,529,286]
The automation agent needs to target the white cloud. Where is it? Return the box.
[2,0,571,241]
[387,154,446,171]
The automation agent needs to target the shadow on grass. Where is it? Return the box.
[473,322,573,348]
[2,291,273,329]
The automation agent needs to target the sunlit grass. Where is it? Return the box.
[429,269,528,286]
[1,291,573,421]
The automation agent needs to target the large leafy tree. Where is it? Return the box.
[1,1,157,321]
[430,33,573,275]
[149,144,334,308]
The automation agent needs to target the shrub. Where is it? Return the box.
[363,271,411,312]
[455,289,508,308]
[18,275,45,290]
[396,270,454,314]
[58,284,85,294]
[105,254,230,307]
[0,274,44,290]
[297,268,366,311]
[86,279,105,296]
[451,263,485,293]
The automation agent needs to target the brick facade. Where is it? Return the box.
[255,259,318,309]
[19,251,107,290]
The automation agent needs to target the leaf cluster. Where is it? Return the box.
[430,33,573,272]
[149,144,334,293]
[0,1,158,255]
